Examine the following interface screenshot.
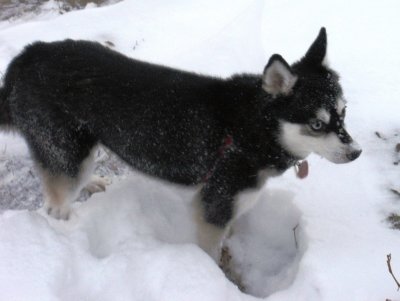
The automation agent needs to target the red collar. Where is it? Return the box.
[218,135,234,157]
[203,135,234,182]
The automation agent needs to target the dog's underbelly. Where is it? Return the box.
[117,151,210,185]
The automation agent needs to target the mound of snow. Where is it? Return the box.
[0,175,244,301]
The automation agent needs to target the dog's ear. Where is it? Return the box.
[301,27,327,66]
[262,54,298,97]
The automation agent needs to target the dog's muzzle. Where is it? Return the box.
[345,141,362,162]
[346,149,362,161]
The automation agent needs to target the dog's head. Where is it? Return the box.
[262,28,361,164]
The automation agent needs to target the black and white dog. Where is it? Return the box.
[0,28,361,260]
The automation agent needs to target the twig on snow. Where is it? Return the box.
[387,254,400,290]
[375,131,387,140]
[293,224,299,249]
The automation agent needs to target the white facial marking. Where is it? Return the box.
[336,98,346,115]
[280,121,359,164]
[316,108,331,124]
[280,122,312,158]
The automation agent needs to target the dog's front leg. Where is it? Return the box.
[193,153,257,262]
[193,195,230,262]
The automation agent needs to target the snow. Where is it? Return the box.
[1,0,400,300]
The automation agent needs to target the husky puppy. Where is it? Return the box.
[0,28,361,260]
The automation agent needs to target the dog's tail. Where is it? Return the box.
[0,86,12,127]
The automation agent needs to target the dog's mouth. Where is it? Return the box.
[317,141,362,164]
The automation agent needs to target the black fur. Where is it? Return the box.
[0,85,11,126]
[0,28,344,227]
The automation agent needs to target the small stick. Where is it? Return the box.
[293,224,299,249]
[387,254,400,290]
[390,189,400,197]
[375,131,385,139]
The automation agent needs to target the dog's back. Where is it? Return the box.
[1,40,260,184]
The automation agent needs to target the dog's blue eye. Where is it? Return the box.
[310,119,325,131]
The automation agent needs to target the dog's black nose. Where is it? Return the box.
[347,149,362,161]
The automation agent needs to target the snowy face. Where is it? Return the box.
[279,98,362,164]
[261,27,361,163]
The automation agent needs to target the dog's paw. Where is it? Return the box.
[84,175,112,195]
[219,246,246,292]
[44,203,71,220]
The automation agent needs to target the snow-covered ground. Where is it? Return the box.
[0,0,400,300]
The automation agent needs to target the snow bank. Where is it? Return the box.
[0,176,243,301]
[0,171,305,300]
[1,0,400,300]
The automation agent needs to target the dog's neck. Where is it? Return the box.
[270,146,299,171]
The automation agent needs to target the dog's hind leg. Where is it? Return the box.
[40,171,80,220]
[18,116,98,220]
[38,146,97,220]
